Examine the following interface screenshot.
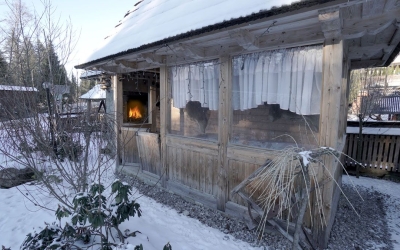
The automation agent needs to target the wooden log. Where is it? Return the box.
[160,63,169,187]
[316,35,344,248]
[113,75,123,168]
[216,56,232,211]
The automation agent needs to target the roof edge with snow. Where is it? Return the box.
[75,0,342,69]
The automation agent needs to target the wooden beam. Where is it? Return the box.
[113,74,123,169]
[217,56,232,211]
[350,59,385,69]
[149,85,157,133]
[115,60,138,69]
[139,53,163,65]
[159,59,169,188]
[348,44,396,59]
[319,8,342,40]
[229,29,259,50]
[176,43,205,59]
[315,39,344,248]
[343,19,397,39]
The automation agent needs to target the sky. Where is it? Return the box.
[0,0,136,77]
[0,0,399,78]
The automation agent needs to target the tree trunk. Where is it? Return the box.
[356,114,363,178]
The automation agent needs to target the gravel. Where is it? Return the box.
[117,173,394,250]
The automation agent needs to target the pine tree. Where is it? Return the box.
[0,52,7,84]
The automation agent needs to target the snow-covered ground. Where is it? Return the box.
[0,174,261,250]
[1,169,400,249]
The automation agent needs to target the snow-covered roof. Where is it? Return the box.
[82,0,299,65]
[0,85,38,92]
[79,84,106,100]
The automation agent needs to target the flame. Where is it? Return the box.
[129,106,142,119]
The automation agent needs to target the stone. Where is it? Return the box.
[0,167,34,188]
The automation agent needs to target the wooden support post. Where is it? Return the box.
[217,56,232,211]
[315,38,345,249]
[149,85,157,133]
[160,62,170,188]
[113,75,123,169]
[312,8,348,248]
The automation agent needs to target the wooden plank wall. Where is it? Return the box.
[166,136,218,197]
[137,132,162,175]
[345,133,400,171]
[227,159,261,206]
[121,129,140,164]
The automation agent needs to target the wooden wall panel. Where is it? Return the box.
[166,143,218,197]
[227,159,260,206]
[121,129,140,164]
[137,132,161,175]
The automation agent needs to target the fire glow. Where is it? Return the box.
[129,106,142,119]
[127,100,145,120]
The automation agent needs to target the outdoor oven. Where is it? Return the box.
[122,71,159,126]
[123,91,148,124]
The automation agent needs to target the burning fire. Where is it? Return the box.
[129,106,142,119]
[127,100,144,120]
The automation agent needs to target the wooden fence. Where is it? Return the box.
[345,130,400,172]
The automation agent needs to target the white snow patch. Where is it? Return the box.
[299,151,312,166]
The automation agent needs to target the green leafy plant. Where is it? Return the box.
[22,180,143,249]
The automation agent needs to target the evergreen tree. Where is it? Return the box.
[0,52,7,84]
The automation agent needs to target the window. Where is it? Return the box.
[231,45,322,149]
[169,61,219,140]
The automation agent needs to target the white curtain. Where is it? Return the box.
[232,45,322,115]
[170,61,219,110]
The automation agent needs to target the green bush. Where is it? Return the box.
[21,180,171,250]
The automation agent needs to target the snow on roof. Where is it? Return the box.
[84,0,298,64]
[0,85,38,92]
[79,84,106,100]
[347,126,400,136]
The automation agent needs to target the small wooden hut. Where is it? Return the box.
[76,0,400,247]
[0,85,38,119]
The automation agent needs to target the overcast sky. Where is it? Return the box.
[0,0,135,76]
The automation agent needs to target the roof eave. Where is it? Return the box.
[75,0,342,69]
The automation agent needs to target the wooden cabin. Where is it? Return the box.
[76,0,400,248]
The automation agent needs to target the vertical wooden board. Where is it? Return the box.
[213,156,219,197]
[198,153,204,193]
[351,134,357,162]
[352,134,358,164]
[376,136,385,169]
[194,151,200,191]
[381,136,390,170]
[387,136,395,171]
[346,134,353,163]
[394,136,400,171]
[168,147,174,180]
[160,64,169,187]
[205,155,213,195]
[217,56,232,211]
[365,135,373,166]
[175,147,182,183]
[182,148,188,186]
[371,137,380,168]
[227,160,235,202]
